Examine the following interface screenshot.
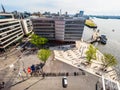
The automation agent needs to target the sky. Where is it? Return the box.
[1,0,120,15]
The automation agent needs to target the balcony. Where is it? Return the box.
[0,26,21,36]
[0,29,22,40]
[1,32,23,44]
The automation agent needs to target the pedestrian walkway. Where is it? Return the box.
[12,51,41,85]
[0,49,21,71]
[51,41,119,85]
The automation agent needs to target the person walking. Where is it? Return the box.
[18,71,24,80]
[30,64,35,76]
[27,67,31,76]
[42,72,45,79]
[23,67,28,78]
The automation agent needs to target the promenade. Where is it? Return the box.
[51,41,120,89]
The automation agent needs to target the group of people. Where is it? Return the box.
[17,63,45,80]
[27,65,35,76]
[27,63,45,76]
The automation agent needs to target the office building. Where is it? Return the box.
[32,18,55,40]
[31,17,85,41]
[0,13,24,49]
[64,19,85,41]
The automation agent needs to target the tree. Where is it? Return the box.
[37,49,51,63]
[40,37,48,46]
[102,53,117,70]
[30,34,48,48]
[85,44,97,64]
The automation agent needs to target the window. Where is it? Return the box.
[0,15,13,19]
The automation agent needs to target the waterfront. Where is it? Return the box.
[82,18,120,76]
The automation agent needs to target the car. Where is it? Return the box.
[62,77,68,88]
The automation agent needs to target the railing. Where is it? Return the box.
[96,76,120,90]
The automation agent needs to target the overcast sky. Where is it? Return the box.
[1,0,120,15]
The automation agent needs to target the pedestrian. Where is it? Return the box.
[18,71,22,77]
[31,64,35,76]
[42,72,45,79]
[27,67,31,76]
[23,67,28,77]
[31,64,35,72]
[23,68,26,74]
[2,82,5,88]
[18,71,24,80]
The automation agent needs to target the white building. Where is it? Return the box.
[21,19,33,35]
[0,13,24,49]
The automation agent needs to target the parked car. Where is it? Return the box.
[62,77,68,88]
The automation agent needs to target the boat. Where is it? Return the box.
[99,35,107,44]
[90,35,107,45]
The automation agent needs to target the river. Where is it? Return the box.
[82,18,120,76]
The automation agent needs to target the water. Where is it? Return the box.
[82,18,120,75]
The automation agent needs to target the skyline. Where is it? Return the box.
[1,0,120,15]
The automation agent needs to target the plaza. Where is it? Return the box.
[0,41,119,90]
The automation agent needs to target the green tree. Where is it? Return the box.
[40,37,48,45]
[30,34,48,48]
[85,44,97,64]
[102,53,117,70]
[37,49,51,63]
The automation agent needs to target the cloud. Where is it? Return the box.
[1,0,120,15]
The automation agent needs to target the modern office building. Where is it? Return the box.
[31,17,85,41]
[0,13,24,49]
[54,18,65,41]
[32,18,55,40]
[64,19,85,41]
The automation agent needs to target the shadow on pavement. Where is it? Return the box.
[24,78,44,90]
[8,77,31,88]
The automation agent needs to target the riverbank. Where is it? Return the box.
[83,18,120,79]
[51,41,119,87]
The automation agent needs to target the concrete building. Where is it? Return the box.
[32,18,55,40]
[31,17,85,41]
[64,19,85,41]
[0,13,24,49]
[21,19,33,35]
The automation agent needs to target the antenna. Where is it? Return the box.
[1,4,6,13]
